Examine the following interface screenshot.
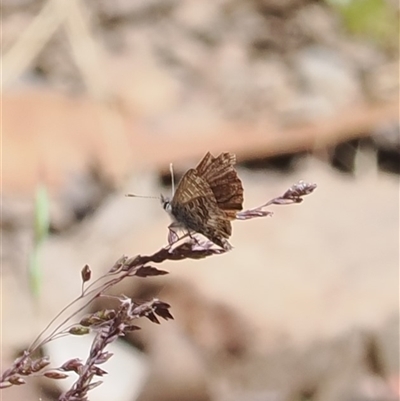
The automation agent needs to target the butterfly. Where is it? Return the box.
[161,152,244,250]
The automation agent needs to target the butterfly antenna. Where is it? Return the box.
[125,194,160,199]
[170,163,175,196]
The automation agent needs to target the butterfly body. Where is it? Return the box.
[163,152,243,249]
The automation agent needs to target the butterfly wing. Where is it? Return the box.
[171,168,213,205]
[195,152,243,219]
[171,169,232,247]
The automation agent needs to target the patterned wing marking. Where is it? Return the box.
[171,169,214,204]
[170,169,232,247]
[195,152,244,219]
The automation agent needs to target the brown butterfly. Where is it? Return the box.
[161,152,244,250]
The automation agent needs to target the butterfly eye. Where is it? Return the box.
[163,201,172,212]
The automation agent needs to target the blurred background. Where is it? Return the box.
[2,0,399,400]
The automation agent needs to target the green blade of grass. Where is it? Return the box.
[29,184,50,299]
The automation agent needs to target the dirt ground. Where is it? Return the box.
[2,156,399,401]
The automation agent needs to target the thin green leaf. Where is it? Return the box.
[34,184,50,245]
[29,183,50,299]
[29,247,42,299]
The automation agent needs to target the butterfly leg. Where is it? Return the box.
[167,223,199,246]
[187,230,202,246]
[167,223,181,244]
